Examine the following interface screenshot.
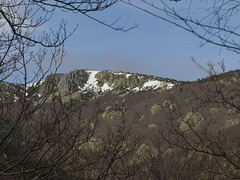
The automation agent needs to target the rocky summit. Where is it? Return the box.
[23,69,179,100]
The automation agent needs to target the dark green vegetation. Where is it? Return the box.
[1,69,240,179]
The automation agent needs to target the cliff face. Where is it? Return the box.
[25,69,179,99]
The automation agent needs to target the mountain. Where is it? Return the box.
[0,69,182,106]
[19,68,240,134]
[2,69,240,179]
[23,69,181,102]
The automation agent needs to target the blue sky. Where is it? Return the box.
[50,2,239,81]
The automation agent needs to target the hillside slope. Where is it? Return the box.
[2,69,240,179]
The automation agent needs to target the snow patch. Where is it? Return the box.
[83,70,99,92]
[82,70,113,93]
[142,80,164,90]
[166,83,175,89]
[101,83,113,92]
[13,94,19,102]
[26,80,45,89]
[114,72,131,79]
[115,72,124,75]
[126,74,131,78]
[133,87,140,91]
[140,80,175,91]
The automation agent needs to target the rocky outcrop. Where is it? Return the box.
[26,69,178,99]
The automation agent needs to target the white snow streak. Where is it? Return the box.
[141,80,175,90]
[126,74,131,78]
[142,80,164,90]
[133,87,140,91]
[102,83,113,92]
[26,80,45,89]
[83,71,113,93]
[166,83,175,89]
[84,70,99,92]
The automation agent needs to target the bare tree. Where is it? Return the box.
[116,1,240,178]
[0,0,139,179]
[143,64,240,179]
[121,0,240,54]
[94,109,142,180]
[1,0,136,82]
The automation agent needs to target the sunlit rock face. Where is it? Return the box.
[40,69,177,93]
[8,69,179,102]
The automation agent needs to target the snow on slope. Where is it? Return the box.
[82,70,113,93]
[26,70,177,95]
[83,70,99,92]
[142,80,175,90]
[26,80,45,89]
[102,83,113,92]
[81,70,175,93]
[142,80,164,90]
